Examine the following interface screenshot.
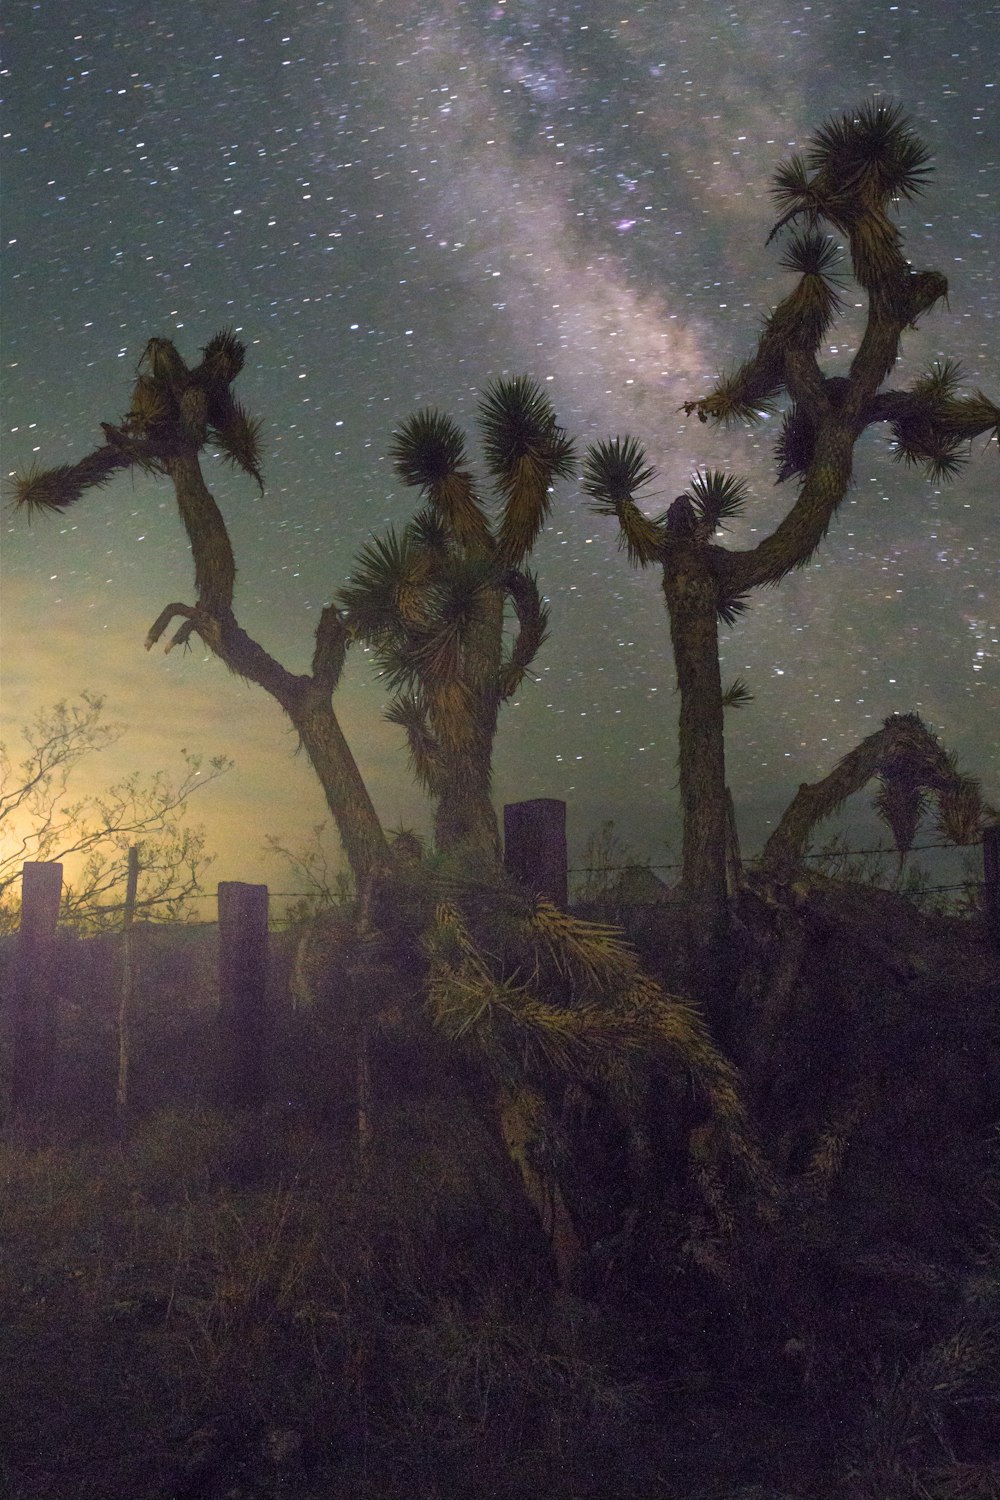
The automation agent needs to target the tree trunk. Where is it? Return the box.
[155,452,389,892]
[432,578,503,859]
[664,554,729,941]
[165,452,237,615]
[433,732,500,857]
[291,686,390,890]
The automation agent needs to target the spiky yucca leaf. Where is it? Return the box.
[807,98,933,205]
[583,439,665,565]
[525,899,642,992]
[391,410,491,549]
[582,436,656,505]
[428,907,736,1102]
[429,554,499,628]
[423,896,773,1211]
[401,617,465,693]
[478,376,575,483]
[388,826,425,865]
[778,228,844,281]
[523,899,766,1185]
[211,397,264,489]
[920,442,969,484]
[891,426,968,482]
[911,357,964,406]
[428,899,481,958]
[431,470,494,550]
[689,364,783,425]
[721,678,753,709]
[890,369,999,478]
[776,233,846,344]
[478,375,576,564]
[408,504,453,558]
[499,567,549,699]
[967,390,1000,449]
[614,504,667,568]
[717,592,751,628]
[774,403,816,481]
[140,337,189,388]
[340,527,435,636]
[384,689,430,736]
[687,469,751,532]
[934,776,985,845]
[385,693,445,794]
[390,408,467,487]
[765,267,843,353]
[874,770,927,855]
[11,449,128,516]
[128,373,173,431]
[198,327,246,385]
[397,559,496,692]
[770,153,812,218]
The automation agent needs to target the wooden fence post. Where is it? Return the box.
[984,825,1000,949]
[11,862,63,1111]
[217,881,269,1110]
[504,800,568,909]
[116,846,140,1117]
[724,786,743,897]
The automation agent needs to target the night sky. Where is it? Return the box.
[2,0,997,893]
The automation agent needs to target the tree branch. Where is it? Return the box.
[762,713,983,876]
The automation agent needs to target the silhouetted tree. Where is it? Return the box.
[584,101,998,940]
[0,692,229,930]
[339,378,575,857]
[761,711,991,877]
[12,333,388,889]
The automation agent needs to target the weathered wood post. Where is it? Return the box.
[504,799,568,909]
[984,824,1000,949]
[724,786,743,897]
[217,881,269,1111]
[116,846,140,1117]
[11,862,63,1111]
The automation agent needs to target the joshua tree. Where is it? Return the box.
[423,887,771,1285]
[12,331,388,889]
[339,377,575,858]
[584,101,998,938]
[761,711,991,878]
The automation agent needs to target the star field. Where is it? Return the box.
[2,0,997,885]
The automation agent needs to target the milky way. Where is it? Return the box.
[3,0,997,890]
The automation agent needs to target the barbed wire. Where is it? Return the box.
[5,836,988,931]
[569,837,984,874]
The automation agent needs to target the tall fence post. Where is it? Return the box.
[116,846,141,1118]
[984,825,1000,949]
[217,881,269,1111]
[724,786,743,897]
[504,799,568,909]
[11,862,63,1112]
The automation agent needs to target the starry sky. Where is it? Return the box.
[2,0,997,895]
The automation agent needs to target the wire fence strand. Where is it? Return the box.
[8,836,990,931]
